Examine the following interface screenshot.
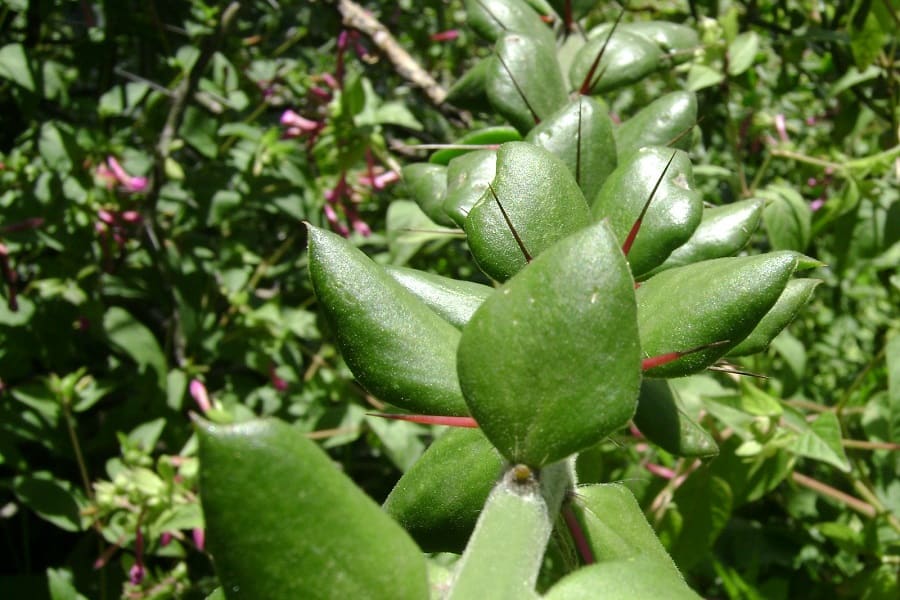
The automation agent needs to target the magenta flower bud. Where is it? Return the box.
[430,29,460,42]
[645,463,676,480]
[321,73,339,89]
[98,209,117,225]
[120,210,141,223]
[280,109,321,133]
[160,531,173,547]
[807,177,818,187]
[351,218,372,237]
[805,116,816,126]
[189,379,212,413]
[337,30,349,50]
[193,527,205,551]
[309,86,331,101]
[810,197,826,211]
[129,562,145,585]
[269,365,288,392]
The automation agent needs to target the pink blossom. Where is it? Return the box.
[430,29,460,42]
[159,532,173,547]
[96,157,148,193]
[269,365,288,392]
[189,379,212,413]
[192,527,205,551]
[129,563,145,585]
[807,177,818,187]
[280,109,322,139]
[358,170,400,190]
[320,73,339,89]
[810,197,826,211]
[774,114,789,143]
[645,463,677,480]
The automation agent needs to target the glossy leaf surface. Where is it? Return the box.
[569,29,663,94]
[592,146,702,278]
[465,142,591,282]
[465,0,553,46]
[728,278,821,356]
[486,33,568,134]
[384,428,504,553]
[544,556,700,599]
[384,266,493,329]
[198,418,428,600]
[401,163,453,227]
[633,379,718,457]
[637,253,798,377]
[307,225,468,415]
[614,91,697,160]
[458,221,640,466]
[526,96,617,202]
[443,149,498,227]
[648,198,764,274]
[429,125,521,166]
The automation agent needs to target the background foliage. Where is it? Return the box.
[0,0,897,598]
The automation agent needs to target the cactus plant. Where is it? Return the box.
[197,2,817,598]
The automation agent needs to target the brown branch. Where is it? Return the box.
[337,0,463,120]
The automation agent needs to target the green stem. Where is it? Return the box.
[62,402,93,501]
[769,148,843,172]
[448,462,570,600]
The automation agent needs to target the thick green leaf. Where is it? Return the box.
[448,463,569,600]
[637,252,799,377]
[384,428,504,553]
[307,225,468,415]
[486,33,568,134]
[649,198,764,274]
[429,126,522,166]
[633,379,718,457]
[526,96,617,202]
[569,29,663,94]
[443,150,498,227]
[446,56,493,111]
[401,163,453,227]
[614,91,697,160]
[386,200,449,265]
[592,147,703,278]
[887,334,900,444]
[569,483,684,576]
[465,0,553,46]
[543,556,701,600]
[549,484,699,597]
[760,184,812,252]
[458,221,640,466]
[622,21,700,63]
[384,266,493,329]
[465,142,591,282]
[728,278,820,356]
[198,419,428,600]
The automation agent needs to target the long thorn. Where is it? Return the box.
[664,115,706,148]
[707,364,769,379]
[488,182,532,262]
[578,9,625,95]
[367,413,479,428]
[496,51,541,125]
[622,151,678,256]
[641,339,730,371]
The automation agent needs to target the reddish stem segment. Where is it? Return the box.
[621,150,678,256]
[641,340,730,371]
[562,502,595,565]
[367,413,479,428]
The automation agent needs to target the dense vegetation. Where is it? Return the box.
[1,1,897,598]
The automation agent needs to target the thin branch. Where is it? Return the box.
[791,471,876,518]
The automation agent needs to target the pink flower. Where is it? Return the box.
[430,29,460,42]
[357,169,399,190]
[645,463,677,480]
[810,197,826,211]
[96,157,148,193]
[774,114,789,143]
[280,109,322,139]
[159,532,173,547]
[269,365,288,392]
[189,379,212,413]
[193,527,205,551]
